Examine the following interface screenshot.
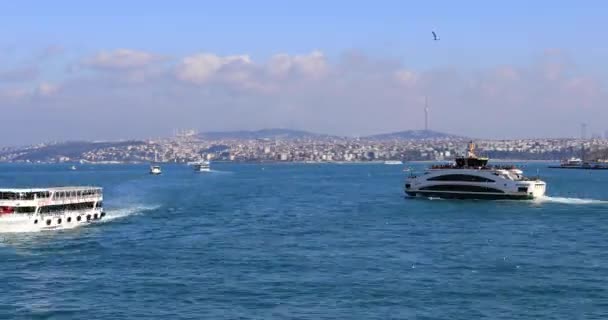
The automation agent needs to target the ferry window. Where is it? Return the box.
[0,192,14,200]
[15,207,36,213]
[18,193,36,200]
[427,174,495,183]
[96,201,103,208]
[420,185,504,193]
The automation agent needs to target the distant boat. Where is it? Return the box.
[384,160,403,165]
[193,160,211,173]
[548,144,608,170]
[548,159,608,170]
[150,151,162,175]
[70,165,77,171]
[149,165,162,175]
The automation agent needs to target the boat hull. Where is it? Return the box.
[405,190,534,200]
[0,209,105,233]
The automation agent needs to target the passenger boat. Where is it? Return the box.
[0,186,104,232]
[405,142,546,200]
[548,157,608,170]
[149,151,162,175]
[149,165,162,175]
[193,160,211,173]
[384,160,403,165]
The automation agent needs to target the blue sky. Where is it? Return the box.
[0,1,607,143]
[2,1,605,66]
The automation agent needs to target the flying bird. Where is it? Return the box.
[432,31,440,41]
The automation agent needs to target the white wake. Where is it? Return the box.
[535,196,608,205]
[100,204,160,223]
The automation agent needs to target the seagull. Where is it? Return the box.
[432,31,440,41]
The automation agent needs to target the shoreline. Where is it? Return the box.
[1,159,561,165]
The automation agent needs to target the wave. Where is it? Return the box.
[535,196,608,205]
[99,204,160,223]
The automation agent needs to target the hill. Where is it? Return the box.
[364,130,463,140]
[9,140,145,162]
[198,128,327,140]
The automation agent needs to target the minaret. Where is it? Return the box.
[581,123,587,140]
[424,96,429,131]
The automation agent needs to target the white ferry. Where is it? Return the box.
[0,186,104,232]
[150,151,162,175]
[149,165,162,175]
[193,160,211,173]
[405,142,546,200]
[384,160,403,165]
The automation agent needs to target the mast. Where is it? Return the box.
[424,96,429,131]
[581,123,587,162]
[467,141,476,158]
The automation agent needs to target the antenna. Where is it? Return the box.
[581,123,587,140]
[424,96,429,131]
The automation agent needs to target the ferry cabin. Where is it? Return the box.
[0,187,104,226]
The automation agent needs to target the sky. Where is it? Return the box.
[1,0,607,144]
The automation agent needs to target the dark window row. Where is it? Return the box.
[15,206,36,213]
[420,185,504,193]
[39,202,96,213]
[0,192,50,200]
[53,189,101,199]
[427,174,495,182]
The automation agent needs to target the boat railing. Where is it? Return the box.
[429,164,519,170]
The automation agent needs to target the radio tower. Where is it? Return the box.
[581,123,588,140]
[424,96,429,132]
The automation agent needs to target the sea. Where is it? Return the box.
[1,162,607,319]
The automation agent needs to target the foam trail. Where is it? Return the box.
[535,196,608,205]
[204,169,232,174]
[100,204,160,222]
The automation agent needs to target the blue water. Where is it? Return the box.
[1,163,608,319]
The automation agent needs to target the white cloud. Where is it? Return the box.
[85,49,163,70]
[0,66,38,82]
[2,48,607,143]
[0,87,29,100]
[394,70,418,87]
[37,82,60,96]
[268,50,328,78]
[175,53,252,84]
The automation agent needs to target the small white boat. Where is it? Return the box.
[384,160,403,165]
[149,165,162,175]
[0,186,105,232]
[193,160,211,173]
[70,165,77,170]
[150,151,162,175]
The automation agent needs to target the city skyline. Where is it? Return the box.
[1,1,607,144]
